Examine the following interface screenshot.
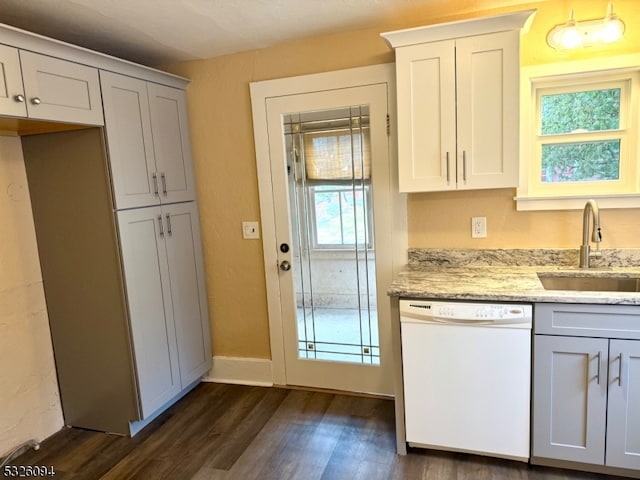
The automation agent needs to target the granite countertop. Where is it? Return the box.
[388,249,640,305]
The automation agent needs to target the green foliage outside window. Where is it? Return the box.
[540,88,621,183]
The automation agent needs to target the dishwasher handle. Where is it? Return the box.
[400,315,532,328]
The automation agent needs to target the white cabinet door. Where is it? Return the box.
[0,45,27,117]
[101,72,197,209]
[147,83,196,205]
[396,40,456,192]
[101,71,159,209]
[19,50,103,125]
[163,202,211,386]
[606,339,640,470]
[117,207,181,419]
[532,335,608,465]
[456,30,519,190]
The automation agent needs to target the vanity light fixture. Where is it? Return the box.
[547,2,625,50]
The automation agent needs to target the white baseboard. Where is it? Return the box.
[203,356,273,387]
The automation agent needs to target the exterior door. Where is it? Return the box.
[252,65,404,396]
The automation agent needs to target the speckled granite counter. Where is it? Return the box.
[388,248,640,305]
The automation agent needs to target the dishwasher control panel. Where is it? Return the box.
[400,300,532,322]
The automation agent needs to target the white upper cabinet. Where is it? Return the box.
[0,45,27,117]
[0,48,103,125]
[382,10,535,193]
[147,83,196,206]
[100,72,158,209]
[101,70,196,209]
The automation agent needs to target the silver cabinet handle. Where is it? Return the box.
[446,152,450,185]
[595,351,602,384]
[14,94,25,103]
[157,215,164,237]
[618,354,623,386]
[280,260,291,271]
[31,97,41,105]
[166,214,172,236]
[160,172,167,196]
[462,150,467,183]
[152,172,159,196]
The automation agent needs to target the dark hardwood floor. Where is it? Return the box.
[7,383,627,479]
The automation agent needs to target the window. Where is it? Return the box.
[296,114,374,250]
[517,55,640,210]
[309,184,373,249]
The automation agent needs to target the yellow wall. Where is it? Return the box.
[164,0,640,360]
[0,135,63,456]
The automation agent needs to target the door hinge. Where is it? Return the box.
[386,114,390,136]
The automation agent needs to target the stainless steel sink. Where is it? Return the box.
[537,274,640,292]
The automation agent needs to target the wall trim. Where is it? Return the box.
[202,356,273,387]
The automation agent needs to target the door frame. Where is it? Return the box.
[250,64,407,387]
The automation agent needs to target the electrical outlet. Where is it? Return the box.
[242,221,260,239]
[471,217,487,238]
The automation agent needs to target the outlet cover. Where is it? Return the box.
[471,217,487,238]
[242,221,260,239]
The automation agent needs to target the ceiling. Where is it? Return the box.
[0,0,441,67]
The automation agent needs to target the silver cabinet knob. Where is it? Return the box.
[279,260,291,271]
[14,94,25,103]
[31,97,41,105]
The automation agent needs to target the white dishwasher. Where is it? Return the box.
[400,299,532,462]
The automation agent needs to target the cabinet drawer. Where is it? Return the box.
[534,303,640,338]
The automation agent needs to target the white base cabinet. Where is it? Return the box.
[533,303,640,475]
[118,203,211,418]
[606,339,640,471]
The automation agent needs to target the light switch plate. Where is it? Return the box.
[242,221,260,239]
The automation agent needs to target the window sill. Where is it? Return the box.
[515,193,640,211]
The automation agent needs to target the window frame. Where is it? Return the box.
[516,54,640,211]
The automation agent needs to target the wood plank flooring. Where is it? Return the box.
[9,383,626,479]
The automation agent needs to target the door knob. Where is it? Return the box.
[279,260,291,271]
[31,97,41,105]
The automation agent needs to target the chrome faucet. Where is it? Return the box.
[579,199,602,268]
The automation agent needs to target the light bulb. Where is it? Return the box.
[559,25,583,49]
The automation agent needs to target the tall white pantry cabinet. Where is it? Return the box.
[1,22,211,436]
